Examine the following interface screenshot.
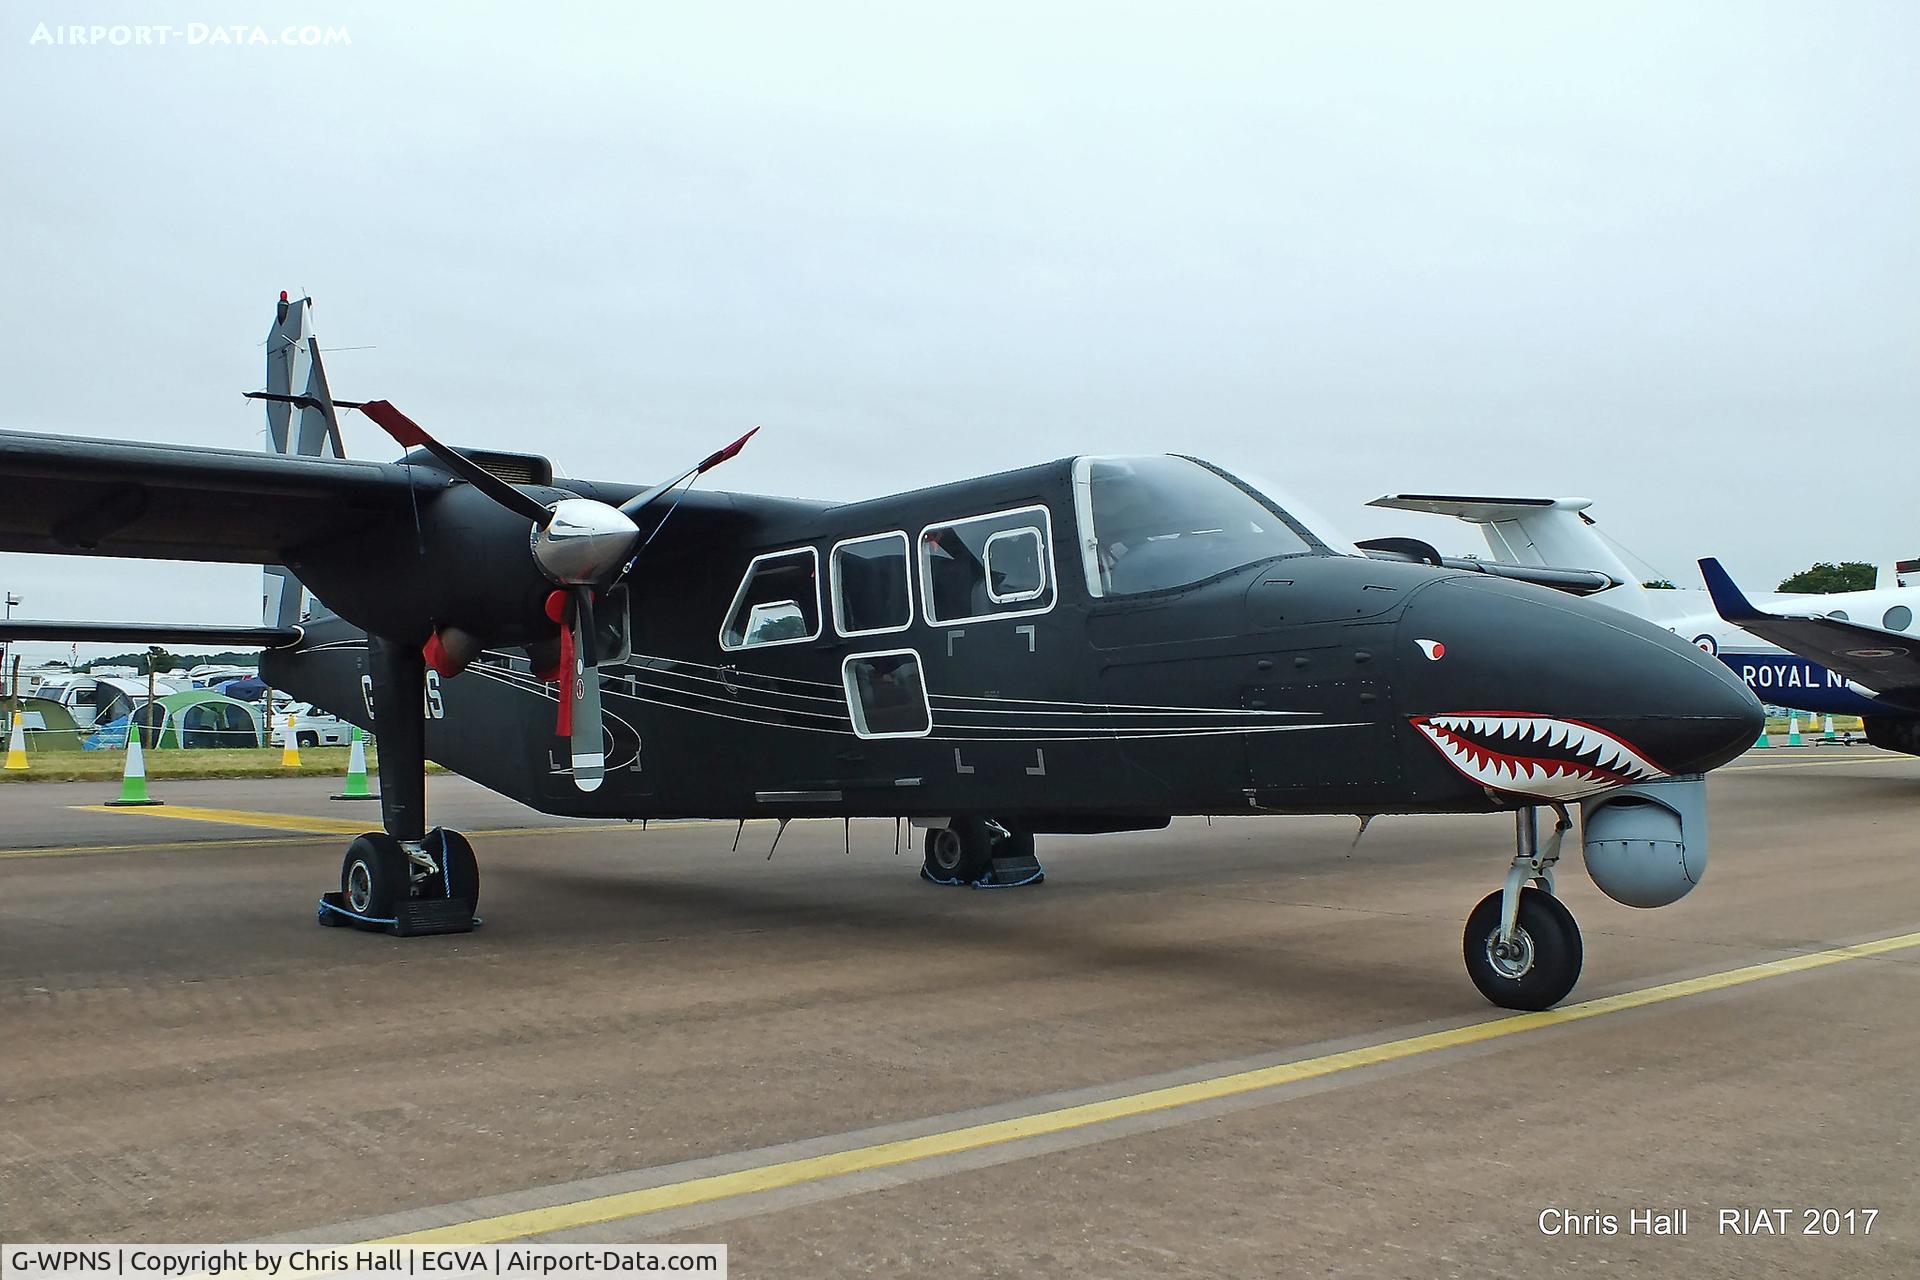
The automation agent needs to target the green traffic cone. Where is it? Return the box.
[331,726,378,801]
[1753,727,1771,749]
[105,731,163,807]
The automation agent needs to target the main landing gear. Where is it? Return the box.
[315,636,479,937]
[1463,805,1582,1010]
[921,818,1046,888]
[318,828,479,935]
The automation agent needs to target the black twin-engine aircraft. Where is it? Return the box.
[0,296,1762,1009]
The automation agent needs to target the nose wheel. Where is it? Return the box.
[1464,886,1582,1009]
[1464,806,1583,1010]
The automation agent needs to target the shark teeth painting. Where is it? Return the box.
[1408,713,1668,801]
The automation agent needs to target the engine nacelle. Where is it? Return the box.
[1579,773,1708,908]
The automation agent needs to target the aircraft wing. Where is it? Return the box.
[0,619,303,647]
[1699,557,1920,708]
[0,429,440,564]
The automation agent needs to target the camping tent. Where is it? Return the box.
[0,695,85,753]
[218,676,268,702]
[128,690,264,749]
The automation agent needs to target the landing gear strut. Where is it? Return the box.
[1464,805,1581,1010]
[921,818,1046,888]
[315,636,478,936]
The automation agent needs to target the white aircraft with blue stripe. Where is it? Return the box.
[1369,494,1920,753]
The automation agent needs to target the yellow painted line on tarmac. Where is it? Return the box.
[376,928,1920,1243]
[1726,755,1920,772]
[70,804,375,834]
[2,818,714,860]
[0,833,334,860]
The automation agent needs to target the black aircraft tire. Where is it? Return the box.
[1463,887,1583,1011]
[340,833,408,926]
[923,820,994,884]
[424,827,480,912]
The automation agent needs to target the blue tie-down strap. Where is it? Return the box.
[316,897,397,926]
[974,866,1045,889]
[918,864,1047,889]
[315,897,485,928]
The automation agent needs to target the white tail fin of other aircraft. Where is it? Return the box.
[1367,494,1675,622]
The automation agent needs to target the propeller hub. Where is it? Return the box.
[531,498,640,585]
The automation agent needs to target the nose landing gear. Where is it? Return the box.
[1464,806,1582,1010]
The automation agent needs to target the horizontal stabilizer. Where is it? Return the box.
[0,620,302,648]
[1699,558,1920,707]
[1358,539,1620,596]
[1369,493,1583,524]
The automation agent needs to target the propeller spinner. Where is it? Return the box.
[356,399,757,792]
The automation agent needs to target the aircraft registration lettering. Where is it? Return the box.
[360,670,445,718]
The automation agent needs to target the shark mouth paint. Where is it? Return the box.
[1409,713,1668,801]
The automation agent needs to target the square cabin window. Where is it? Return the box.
[984,527,1046,603]
[842,650,932,738]
[720,548,822,650]
[832,532,912,636]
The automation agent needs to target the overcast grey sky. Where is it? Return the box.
[3,1,1915,660]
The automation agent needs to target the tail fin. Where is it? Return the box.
[1878,558,1920,591]
[1367,494,1643,586]
[261,293,343,628]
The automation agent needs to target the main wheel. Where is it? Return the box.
[339,832,408,924]
[923,819,994,884]
[423,827,480,912]
[1463,887,1583,1011]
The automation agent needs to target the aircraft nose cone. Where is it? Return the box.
[1401,577,1763,798]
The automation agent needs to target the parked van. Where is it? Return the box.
[267,701,353,748]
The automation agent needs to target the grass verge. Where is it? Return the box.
[0,746,433,782]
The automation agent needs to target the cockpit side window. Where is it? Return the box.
[719,547,822,651]
[1072,455,1327,599]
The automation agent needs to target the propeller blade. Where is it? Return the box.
[616,426,760,519]
[695,425,761,474]
[569,586,605,792]
[358,400,555,527]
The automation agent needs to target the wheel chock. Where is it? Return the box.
[974,850,1046,889]
[392,898,477,936]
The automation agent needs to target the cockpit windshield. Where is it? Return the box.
[1072,455,1331,598]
